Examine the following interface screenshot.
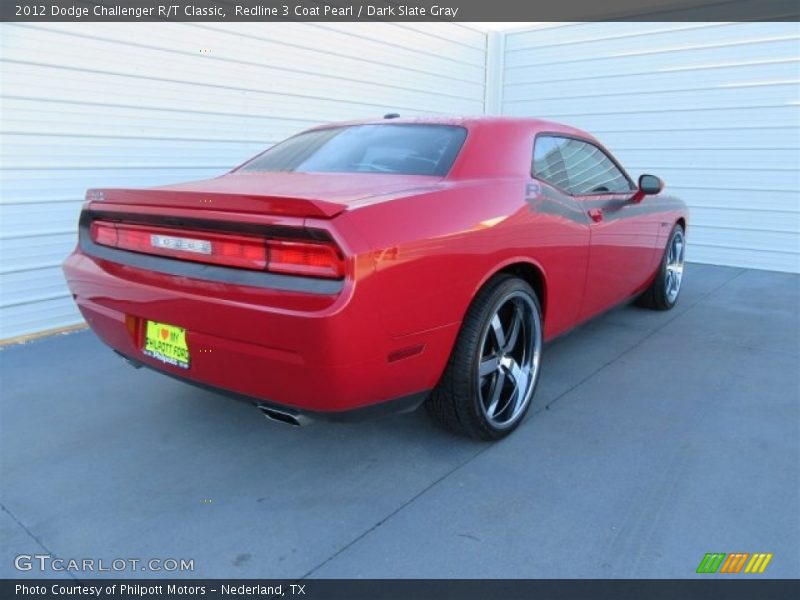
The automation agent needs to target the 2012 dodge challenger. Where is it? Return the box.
[63,116,688,440]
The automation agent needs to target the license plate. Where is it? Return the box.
[143,320,190,369]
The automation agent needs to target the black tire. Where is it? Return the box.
[426,275,543,441]
[637,223,686,311]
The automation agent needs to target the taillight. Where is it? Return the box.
[89,220,344,278]
[267,239,344,278]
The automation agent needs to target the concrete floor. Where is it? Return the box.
[1,263,798,579]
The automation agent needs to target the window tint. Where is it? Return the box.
[533,136,632,195]
[532,136,570,191]
[239,124,467,176]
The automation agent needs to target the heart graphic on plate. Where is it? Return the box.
[161,328,169,340]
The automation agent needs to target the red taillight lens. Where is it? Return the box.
[90,221,118,246]
[89,220,344,278]
[267,239,345,279]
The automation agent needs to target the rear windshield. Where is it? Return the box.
[238,124,467,176]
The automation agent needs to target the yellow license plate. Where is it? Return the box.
[143,320,190,369]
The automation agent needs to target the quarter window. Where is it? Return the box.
[533,135,632,195]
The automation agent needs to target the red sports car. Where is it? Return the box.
[63,116,687,440]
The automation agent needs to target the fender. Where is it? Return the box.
[471,255,549,324]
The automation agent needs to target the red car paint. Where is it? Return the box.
[62,116,687,417]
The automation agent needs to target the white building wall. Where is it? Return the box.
[0,22,487,340]
[2,21,798,340]
[502,22,800,273]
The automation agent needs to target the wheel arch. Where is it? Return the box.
[473,258,548,325]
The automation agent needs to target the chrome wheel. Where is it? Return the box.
[476,291,542,429]
[665,229,685,303]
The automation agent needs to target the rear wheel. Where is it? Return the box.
[426,275,543,441]
[638,224,685,310]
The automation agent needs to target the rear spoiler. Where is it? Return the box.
[86,188,347,219]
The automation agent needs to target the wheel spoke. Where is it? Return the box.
[479,356,500,377]
[507,360,529,413]
[494,361,526,418]
[490,314,506,349]
[503,301,523,353]
[484,370,506,418]
[491,366,514,418]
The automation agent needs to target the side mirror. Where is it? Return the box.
[638,174,664,195]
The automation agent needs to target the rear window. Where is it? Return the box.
[238,124,467,176]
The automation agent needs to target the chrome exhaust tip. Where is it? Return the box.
[257,405,310,427]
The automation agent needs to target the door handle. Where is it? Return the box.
[587,208,604,223]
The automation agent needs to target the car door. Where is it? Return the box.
[533,135,659,320]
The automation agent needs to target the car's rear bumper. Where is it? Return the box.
[113,348,428,423]
[63,249,457,414]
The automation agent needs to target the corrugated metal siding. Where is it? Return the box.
[0,22,487,340]
[502,22,800,273]
[3,22,798,339]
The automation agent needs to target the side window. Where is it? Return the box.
[533,136,632,195]
[532,136,569,191]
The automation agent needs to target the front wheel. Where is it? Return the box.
[638,224,686,310]
[426,275,543,441]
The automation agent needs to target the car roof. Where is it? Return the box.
[309,115,593,140]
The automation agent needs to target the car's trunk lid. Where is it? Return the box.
[88,172,444,218]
